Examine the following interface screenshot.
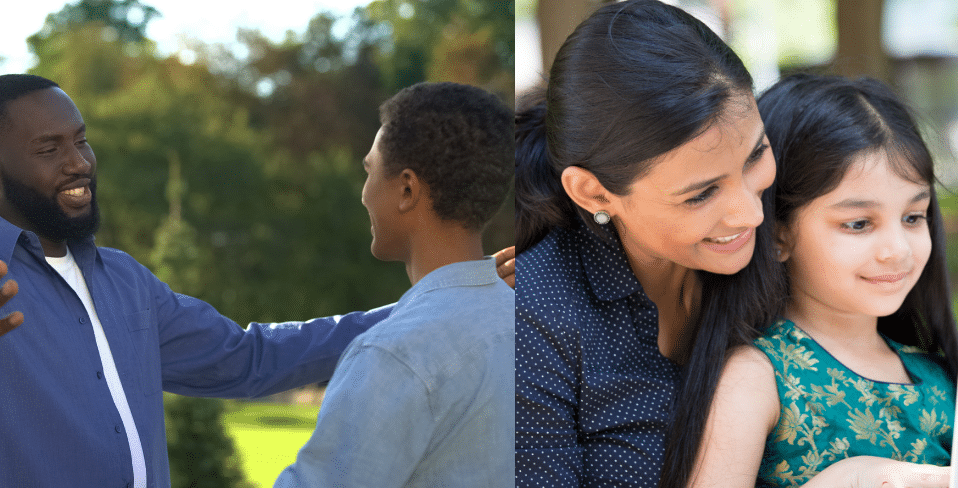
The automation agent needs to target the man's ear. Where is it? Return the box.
[560,166,614,216]
[397,168,421,213]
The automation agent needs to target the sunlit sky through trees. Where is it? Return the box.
[2,0,374,74]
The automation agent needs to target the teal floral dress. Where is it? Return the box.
[754,319,955,487]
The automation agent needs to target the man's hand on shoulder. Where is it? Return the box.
[0,260,23,337]
[494,246,515,289]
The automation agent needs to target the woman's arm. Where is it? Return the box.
[515,303,583,487]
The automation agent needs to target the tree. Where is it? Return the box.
[835,0,889,82]
[164,395,252,488]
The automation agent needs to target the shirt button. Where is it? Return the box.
[96,371,102,379]
[79,317,85,324]
[127,483,132,488]
[115,425,121,433]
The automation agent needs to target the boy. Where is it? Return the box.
[275,82,514,487]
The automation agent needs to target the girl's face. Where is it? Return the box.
[780,152,932,322]
[610,96,776,275]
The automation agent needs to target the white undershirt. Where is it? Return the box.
[47,249,147,488]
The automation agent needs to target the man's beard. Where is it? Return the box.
[2,173,100,243]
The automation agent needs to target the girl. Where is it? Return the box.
[515,1,784,486]
[678,75,958,487]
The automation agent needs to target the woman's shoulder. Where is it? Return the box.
[517,225,589,300]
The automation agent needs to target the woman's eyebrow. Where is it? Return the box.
[672,129,766,196]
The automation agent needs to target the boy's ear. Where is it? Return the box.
[774,225,792,263]
[561,166,614,216]
[397,168,421,213]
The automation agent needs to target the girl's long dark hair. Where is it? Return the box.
[513,1,786,486]
[662,74,958,488]
[760,74,958,375]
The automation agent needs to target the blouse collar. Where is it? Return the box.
[572,217,651,306]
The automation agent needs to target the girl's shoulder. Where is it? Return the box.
[751,318,826,379]
[725,344,778,381]
[884,337,955,389]
[753,318,812,354]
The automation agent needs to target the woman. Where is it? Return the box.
[514,1,784,486]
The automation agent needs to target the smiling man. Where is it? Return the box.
[275,82,515,487]
[0,74,403,488]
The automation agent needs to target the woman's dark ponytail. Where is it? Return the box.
[515,90,576,253]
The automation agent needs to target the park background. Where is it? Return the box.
[2,0,513,486]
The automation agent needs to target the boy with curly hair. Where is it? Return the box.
[275,82,515,488]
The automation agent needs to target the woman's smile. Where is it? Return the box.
[701,227,753,253]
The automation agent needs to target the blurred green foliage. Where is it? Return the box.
[24,1,514,486]
[27,0,514,326]
[164,394,253,488]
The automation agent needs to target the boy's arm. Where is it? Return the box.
[274,342,433,488]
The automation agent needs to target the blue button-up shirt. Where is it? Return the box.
[0,217,391,487]
[275,258,515,488]
[516,219,682,487]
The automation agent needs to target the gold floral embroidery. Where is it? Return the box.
[847,408,881,444]
[755,321,954,487]
[888,384,919,406]
[775,403,807,445]
[928,386,947,406]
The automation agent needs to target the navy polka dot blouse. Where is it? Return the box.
[516,218,682,487]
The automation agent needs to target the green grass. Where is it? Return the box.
[222,401,321,487]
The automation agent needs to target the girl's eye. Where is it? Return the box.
[840,219,871,232]
[685,185,718,206]
[903,213,927,226]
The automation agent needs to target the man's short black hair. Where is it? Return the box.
[0,74,60,131]
[378,82,513,231]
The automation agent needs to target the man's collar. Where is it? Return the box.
[397,257,502,307]
[0,215,96,264]
[0,217,26,263]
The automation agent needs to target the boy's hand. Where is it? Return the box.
[494,246,515,289]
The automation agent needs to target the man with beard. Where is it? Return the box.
[0,74,512,488]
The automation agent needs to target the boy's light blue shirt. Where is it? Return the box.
[275,257,515,488]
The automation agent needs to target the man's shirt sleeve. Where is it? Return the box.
[274,341,434,488]
[144,271,394,398]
